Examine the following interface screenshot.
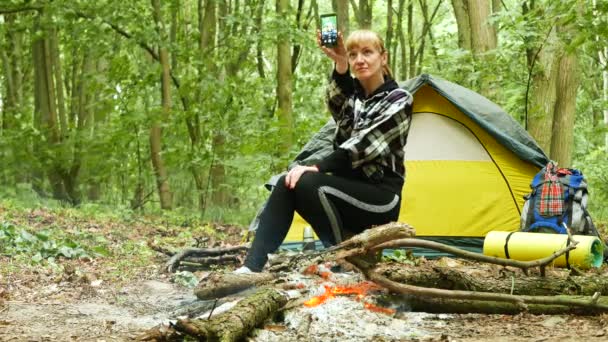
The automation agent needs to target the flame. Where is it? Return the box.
[303,282,393,315]
[304,284,334,307]
[364,302,396,315]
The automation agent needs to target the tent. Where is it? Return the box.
[269,74,549,251]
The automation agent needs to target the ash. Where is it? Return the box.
[252,268,441,341]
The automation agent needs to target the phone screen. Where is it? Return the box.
[320,14,338,47]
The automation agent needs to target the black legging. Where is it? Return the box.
[244,172,401,271]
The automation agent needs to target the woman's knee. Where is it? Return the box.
[293,171,323,195]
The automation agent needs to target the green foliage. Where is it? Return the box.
[0,221,110,263]
[382,249,420,265]
[0,0,607,230]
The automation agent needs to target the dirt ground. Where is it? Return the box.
[2,260,608,341]
[1,207,608,341]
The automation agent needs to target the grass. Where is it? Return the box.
[0,199,246,286]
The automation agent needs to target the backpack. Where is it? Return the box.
[520,161,599,237]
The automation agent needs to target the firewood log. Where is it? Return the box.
[194,271,276,300]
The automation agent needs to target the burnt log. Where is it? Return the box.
[374,262,608,296]
[194,271,276,300]
[348,258,608,313]
[176,287,288,341]
[404,296,608,315]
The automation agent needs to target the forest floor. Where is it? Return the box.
[1,205,608,341]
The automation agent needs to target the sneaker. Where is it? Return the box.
[233,266,253,274]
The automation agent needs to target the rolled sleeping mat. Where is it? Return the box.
[483,231,604,269]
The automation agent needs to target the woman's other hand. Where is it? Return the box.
[285,165,319,189]
[317,30,348,74]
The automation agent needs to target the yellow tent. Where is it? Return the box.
[281,74,548,245]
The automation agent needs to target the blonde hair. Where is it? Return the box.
[345,30,393,78]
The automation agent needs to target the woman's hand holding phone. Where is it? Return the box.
[317,30,348,74]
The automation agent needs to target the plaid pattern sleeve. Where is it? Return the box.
[326,69,356,142]
[338,89,413,179]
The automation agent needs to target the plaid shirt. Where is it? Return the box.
[325,70,413,181]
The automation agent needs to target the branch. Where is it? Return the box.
[372,237,579,276]
[0,5,41,14]
[267,222,416,273]
[349,257,608,312]
[164,246,249,273]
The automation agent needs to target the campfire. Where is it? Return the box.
[138,222,608,341]
[303,281,396,315]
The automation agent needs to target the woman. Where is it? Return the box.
[236,29,413,273]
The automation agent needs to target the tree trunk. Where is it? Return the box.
[336,0,349,37]
[151,0,173,210]
[291,0,305,72]
[467,0,497,53]
[550,52,579,166]
[593,0,608,151]
[63,49,95,205]
[397,0,407,80]
[276,0,294,154]
[522,1,535,68]
[85,58,108,202]
[32,12,69,202]
[527,29,559,152]
[1,14,21,131]
[407,0,415,78]
[528,5,581,165]
[208,1,258,208]
[170,0,179,71]
[210,133,228,205]
[350,0,372,29]
[492,0,502,14]
[415,0,428,76]
[199,0,216,59]
[255,0,266,78]
[386,0,394,67]
[49,27,67,138]
[466,0,497,99]
[603,48,608,151]
[191,0,217,211]
[451,0,472,50]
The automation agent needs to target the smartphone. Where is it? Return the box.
[320,13,338,47]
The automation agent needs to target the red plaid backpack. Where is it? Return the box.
[520,161,599,236]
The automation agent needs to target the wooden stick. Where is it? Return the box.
[372,238,578,275]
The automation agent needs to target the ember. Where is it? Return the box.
[304,281,394,315]
[303,264,333,280]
